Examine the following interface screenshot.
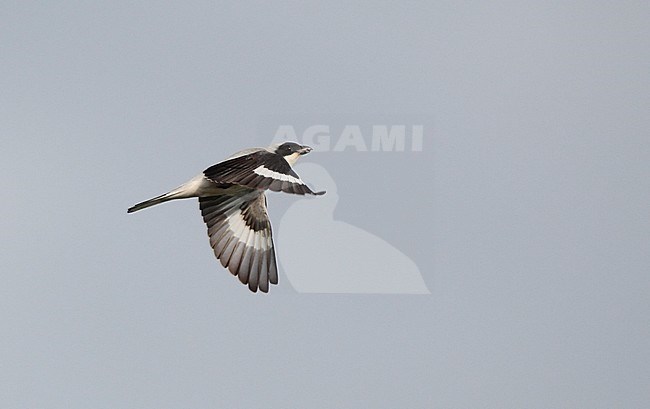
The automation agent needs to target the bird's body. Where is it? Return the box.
[128,142,324,293]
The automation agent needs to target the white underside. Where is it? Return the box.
[283,152,302,166]
[170,174,249,198]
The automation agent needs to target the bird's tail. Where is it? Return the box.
[128,174,207,213]
[127,194,172,213]
[127,186,194,213]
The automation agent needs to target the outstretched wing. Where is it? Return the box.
[203,151,325,196]
[199,191,278,293]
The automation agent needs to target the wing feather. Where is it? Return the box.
[199,191,277,293]
[203,151,325,196]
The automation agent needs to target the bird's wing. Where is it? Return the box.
[199,191,278,293]
[203,151,325,195]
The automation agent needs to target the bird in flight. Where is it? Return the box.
[127,142,325,293]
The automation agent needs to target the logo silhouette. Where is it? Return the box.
[277,163,430,294]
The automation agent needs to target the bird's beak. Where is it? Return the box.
[298,145,313,155]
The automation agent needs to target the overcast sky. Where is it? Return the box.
[1,1,649,408]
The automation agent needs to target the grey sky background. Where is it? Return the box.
[1,1,649,408]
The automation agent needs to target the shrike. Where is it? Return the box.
[128,142,325,293]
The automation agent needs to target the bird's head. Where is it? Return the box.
[272,142,313,165]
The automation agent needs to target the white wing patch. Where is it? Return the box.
[253,165,304,185]
[199,192,278,292]
[226,209,273,251]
